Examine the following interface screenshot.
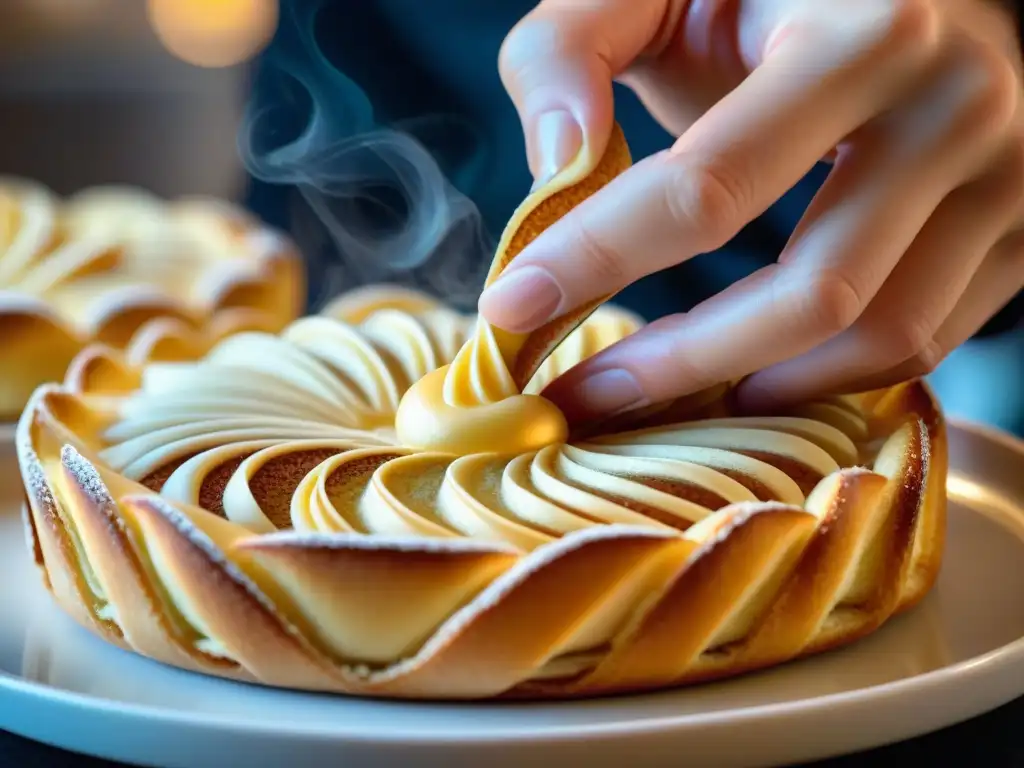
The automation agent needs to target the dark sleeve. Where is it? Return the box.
[975,292,1023,338]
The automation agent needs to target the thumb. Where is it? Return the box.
[498,0,672,185]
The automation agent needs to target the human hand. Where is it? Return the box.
[483,0,1024,425]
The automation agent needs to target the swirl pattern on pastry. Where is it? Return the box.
[15,124,947,700]
[0,179,304,420]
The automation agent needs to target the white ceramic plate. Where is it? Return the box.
[1,421,1023,768]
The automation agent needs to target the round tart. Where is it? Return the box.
[16,126,946,700]
[0,179,304,421]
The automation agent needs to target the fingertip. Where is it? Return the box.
[731,375,789,415]
[538,372,582,422]
[542,364,650,426]
[478,265,565,333]
[521,78,613,186]
[538,361,595,424]
[531,109,584,188]
[498,7,619,183]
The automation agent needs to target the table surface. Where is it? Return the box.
[5,691,1024,767]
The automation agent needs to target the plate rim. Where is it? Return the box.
[949,414,1024,449]
[1,417,1023,746]
[4,618,1024,744]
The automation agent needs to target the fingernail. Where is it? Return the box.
[572,368,648,417]
[532,110,582,189]
[479,266,563,333]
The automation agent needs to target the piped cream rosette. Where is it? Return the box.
[16,123,946,700]
[0,179,304,420]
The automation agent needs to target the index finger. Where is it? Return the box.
[480,4,937,337]
[498,0,672,180]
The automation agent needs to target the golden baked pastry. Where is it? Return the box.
[16,125,946,700]
[0,179,304,420]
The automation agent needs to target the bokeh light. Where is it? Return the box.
[146,0,278,68]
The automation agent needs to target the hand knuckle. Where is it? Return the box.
[799,271,866,335]
[613,316,724,399]
[662,352,716,394]
[499,17,567,87]
[878,317,937,366]
[962,44,1020,139]
[666,158,749,252]
[906,340,946,377]
[867,0,940,59]
[572,222,628,284]
[655,337,721,393]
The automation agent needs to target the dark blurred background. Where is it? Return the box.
[0,0,252,199]
[2,0,1020,436]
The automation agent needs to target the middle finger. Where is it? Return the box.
[739,138,1024,409]
[542,42,1016,422]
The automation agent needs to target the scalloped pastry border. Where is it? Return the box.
[14,373,947,700]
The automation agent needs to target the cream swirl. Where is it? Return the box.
[83,295,873,561]
[392,301,649,455]
[394,336,570,455]
[395,124,636,456]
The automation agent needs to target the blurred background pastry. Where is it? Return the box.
[0,1,303,423]
[0,180,303,421]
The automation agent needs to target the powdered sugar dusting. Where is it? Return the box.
[15,392,62,585]
[16,389,55,508]
[61,445,129,537]
[5,275,935,696]
[248,529,519,556]
[61,445,107,503]
[677,501,814,572]
[18,440,52,509]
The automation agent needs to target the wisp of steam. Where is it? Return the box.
[237,0,493,310]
